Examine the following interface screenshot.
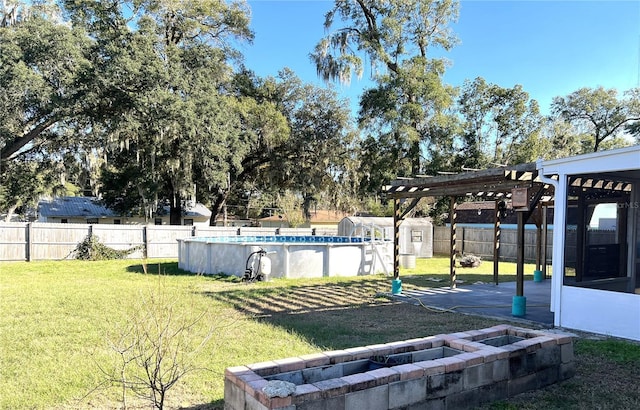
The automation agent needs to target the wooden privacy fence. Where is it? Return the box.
[0,223,337,262]
[433,226,554,264]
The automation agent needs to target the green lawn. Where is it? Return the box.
[0,257,637,409]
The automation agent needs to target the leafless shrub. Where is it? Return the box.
[96,281,217,409]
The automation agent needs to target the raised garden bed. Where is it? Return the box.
[224,324,575,410]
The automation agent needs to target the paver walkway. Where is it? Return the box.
[394,279,554,326]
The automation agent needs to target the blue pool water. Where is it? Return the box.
[193,235,366,244]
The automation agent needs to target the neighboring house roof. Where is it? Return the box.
[165,203,212,218]
[38,197,212,219]
[39,197,117,218]
[259,210,352,223]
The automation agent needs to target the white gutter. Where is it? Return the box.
[536,159,564,328]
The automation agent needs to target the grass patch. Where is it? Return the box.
[0,257,637,409]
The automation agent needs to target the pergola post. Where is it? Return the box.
[393,198,400,280]
[450,197,457,289]
[542,204,549,278]
[516,210,525,296]
[512,209,527,317]
[493,200,501,285]
[391,198,402,294]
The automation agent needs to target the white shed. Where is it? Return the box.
[338,216,433,258]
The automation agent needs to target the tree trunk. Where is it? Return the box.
[169,191,183,225]
[5,204,18,222]
[410,139,421,176]
[209,190,228,226]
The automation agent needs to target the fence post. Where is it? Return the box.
[26,222,32,262]
[143,226,148,259]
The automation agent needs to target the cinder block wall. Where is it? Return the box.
[224,325,575,410]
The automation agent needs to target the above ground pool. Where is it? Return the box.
[177,235,393,279]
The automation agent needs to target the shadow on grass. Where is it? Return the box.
[200,277,506,350]
[202,277,392,317]
[125,262,239,284]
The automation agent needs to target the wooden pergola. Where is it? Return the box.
[384,162,551,298]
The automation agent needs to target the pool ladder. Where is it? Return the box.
[349,223,393,276]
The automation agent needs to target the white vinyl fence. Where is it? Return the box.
[0,223,337,261]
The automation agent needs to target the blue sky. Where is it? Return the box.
[239,0,640,116]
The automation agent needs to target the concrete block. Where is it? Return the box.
[559,361,576,380]
[438,356,466,372]
[442,370,464,396]
[268,395,293,409]
[366,366,401,385]
[345,384,389,410]
[451,381,509,408]
[554,334,574,345]
[465,329,487,341]
[384,340,415,353]
[297,395,345,410]
[479,380,509,405]
[402,337,435,351]
[508,326,531,338]
[507,372,538,397]
[444,386,483,410]
[487,324,513,334]
[341,372,377,392]
[225,365,251,381]
[561,342,574,364]
[312,377,350,398]
[366,343,394,356]
[413,346,461,362]
[536,365,559,388]
[461,341,486,352]
[513,337,543,354]
[492,359,509,382]
[508,352,536,378]
[407,397,445,410]
[389,363,424,381]
[448,331,473,340]
[301,364,343,384]
[463,362,494,390]
[323,349,351,364]
[270,370,303,385]
[223,378,245,410]
[235,370,262,388]
[537,335,558,348]
[534,345,560,370]
[456,352,484,366]
[447,338,471,351]
[344,346,374,360]
[292,383,322,405]
[274,357,307,373]
[248,361,281,377]
[388,378,427,409]
[341,359,370,377]
[422,336,445,347]
[501,343,527,358]
[245,379,269,398]
[426,372,445,397]
[244,392,267,410]
[476,346,505,363]
[414,359,445,376]
[300,352,331,368]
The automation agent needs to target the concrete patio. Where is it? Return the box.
[394,279,553,326]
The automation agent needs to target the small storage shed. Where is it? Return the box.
[338,216,433,258]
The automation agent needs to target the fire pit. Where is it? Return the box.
[224,325,575,410]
